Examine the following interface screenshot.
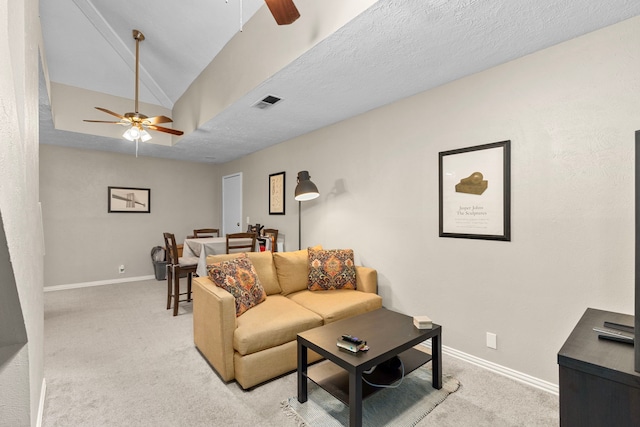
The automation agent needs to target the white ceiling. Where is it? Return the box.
[39,0,640,164]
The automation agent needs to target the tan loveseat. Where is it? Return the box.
[192,248,382,389]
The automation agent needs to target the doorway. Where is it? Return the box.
[222,172,242,235]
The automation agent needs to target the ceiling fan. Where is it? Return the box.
[264,0,300,25]
[83,29,184,144]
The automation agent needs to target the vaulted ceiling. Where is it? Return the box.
[39,0,640,164]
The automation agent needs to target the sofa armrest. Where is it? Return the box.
[355,266,378,294]
[193,276,237,382]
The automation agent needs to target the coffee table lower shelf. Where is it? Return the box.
[307,347,431,405]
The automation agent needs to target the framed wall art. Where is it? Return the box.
[269,171,285,215]
[439,140,511,241]
[108,186,151,213]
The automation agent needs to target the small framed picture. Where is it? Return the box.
[269,172,286,215]
[108,186,151,213]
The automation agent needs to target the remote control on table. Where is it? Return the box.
[341,334,363,345]
[603,321,635,334]
[598,334,634,344]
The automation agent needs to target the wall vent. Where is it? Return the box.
[252,95,282,109]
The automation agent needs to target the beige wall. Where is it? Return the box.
[0,0,44,424]
[39,145,220,287]
[220,16,640,384]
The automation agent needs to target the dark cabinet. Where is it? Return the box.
[558,308,640,426]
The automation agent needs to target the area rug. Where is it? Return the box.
[281,364,460,427]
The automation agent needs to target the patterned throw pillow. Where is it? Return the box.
[208,253,266,316]
[308,248,357,291]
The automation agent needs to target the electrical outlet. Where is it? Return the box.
[486,332,497,349]
[246,216,250,224]
[119,264,125,274]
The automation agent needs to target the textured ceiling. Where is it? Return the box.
[39,0,640,164]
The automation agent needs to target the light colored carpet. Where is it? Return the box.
[282,364,460,427]
[43,279,559,426]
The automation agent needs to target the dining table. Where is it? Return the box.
[182,236,263,277]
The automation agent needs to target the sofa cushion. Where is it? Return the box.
[287,289,383,324]
[206,251,281,295]
[273,245,322,296]
[234,295,323,355]
[308,248,357,291]
[208,254,266,317]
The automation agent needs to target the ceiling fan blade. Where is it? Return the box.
[94,107,126,120]
[146,125,184,136]
[144,115,173,125]
[83,120,123,124]
[264,0,300,25]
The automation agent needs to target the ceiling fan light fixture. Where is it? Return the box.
[123,125,152,142]
[122,129,135,141]
[140,130,152,142]
[123,126,141,141]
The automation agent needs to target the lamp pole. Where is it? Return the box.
[294,171,320,250]
[298,200,302,250]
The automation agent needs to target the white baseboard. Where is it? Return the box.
[420,342,559,396]
[37,378,46,427]
[44,275,156,292]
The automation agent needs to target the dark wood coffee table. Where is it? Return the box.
[297,308,442,427]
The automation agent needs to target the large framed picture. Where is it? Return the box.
[269,171,285,215]
[108,186,151,213]
[439,140,511,241]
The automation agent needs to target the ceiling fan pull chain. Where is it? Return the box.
[224,0,243,32]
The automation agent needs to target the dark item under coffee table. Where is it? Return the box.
[297,308,442,427]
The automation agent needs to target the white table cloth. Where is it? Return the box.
[183,237,260,277]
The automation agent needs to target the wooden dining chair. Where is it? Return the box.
[263,228,279,252]
[226,232,257,254]
[163,232,199,316]
[193,228,220,238]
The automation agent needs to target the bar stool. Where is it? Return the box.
[163,232,198,316]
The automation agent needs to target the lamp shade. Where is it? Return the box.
[294,171,319,201]
[122,126,139,141]
[140,129,152,142]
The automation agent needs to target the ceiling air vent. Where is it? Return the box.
[252,95,282,110]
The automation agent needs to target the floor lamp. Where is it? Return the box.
[294,171,319,250]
